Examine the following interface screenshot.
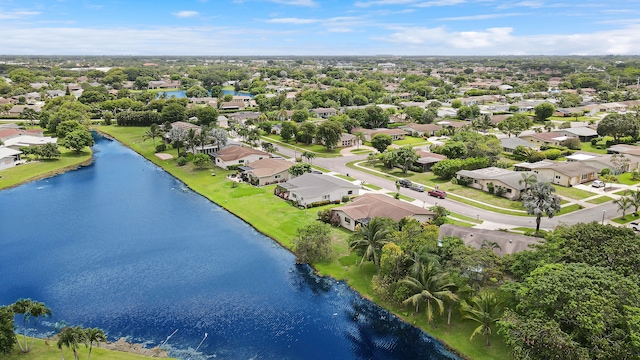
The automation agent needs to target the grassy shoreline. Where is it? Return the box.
[5,338,174,359]
[96,125,511,360]
[0,148,93,191]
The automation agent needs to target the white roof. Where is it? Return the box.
[0,147,22,157]
[566,153,595,161]
[4,135,57,147]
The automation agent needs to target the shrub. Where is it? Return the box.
[487,182,495,194]
[591,137,603,145]
[341,195,350,203]
[317,209,332,223]
[544,149,563,160]
[156,144,167,152]
[495,186,506,196]
[176,156,187,166]
[561,137,582,150]
[527,151,546,163]
[178,151,187,158]
[495,161,511,169]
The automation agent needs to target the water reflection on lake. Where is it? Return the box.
[0,134,458,360]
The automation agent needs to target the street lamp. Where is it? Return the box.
[602,210,606,225]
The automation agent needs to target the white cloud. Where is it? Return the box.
[414,0,465,7]
[378,24,640,55]
[0,11,41,20]
[172,11,199,18]
[438,12,526,21]
[266,17,319,24]
[496,1,545,9]
[269,0,318,6]
[355,0,419,7]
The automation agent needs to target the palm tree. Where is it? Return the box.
[11,299,52,353]
[301,151,316,165]
[480,240,502,254]
[197,125,210,149]
[518,172,538,195]
[401,261,458,328]
[142,123,163,150]
[349,218,391,272]
[84,328,106,360]
[185,128,199,154]
[21,107,38,128]
[521,182,562,233]
[629,189,640,216]
[57,326,85,360]
[459,291,504,347]
[354,131,366,150]
[613,196,633,220]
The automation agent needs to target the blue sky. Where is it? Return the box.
[1,0,639,55]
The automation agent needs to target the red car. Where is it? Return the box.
[428,189,447,199]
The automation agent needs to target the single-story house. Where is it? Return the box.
[519,132,576,147]
[456,167,543,200]
[330,193,434,231]
[565,152,640,174]
[8,105,42,116]
[148,80,180,89]
[227,112,261,125]
[513,160,599,187]
[339,133,358,148]
[436,120,472,130]
[354,128,406,142]
[311,108,337,119]
[400,123,442,137]
[0,147,22,170]
[212,145,269,169]
[3,135,57,150]
[46,90,66,98]
[501,137,536,153]
[606,144,640,157]
[0,128,44,143]
[438,224,541,256]
[414,150,447,171]
[217,115,229,128]
[238,158,293,186]
[275,173,360,208]
[553,127,599,142]
[220,101,245,111]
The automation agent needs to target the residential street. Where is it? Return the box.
[271,142,623,231]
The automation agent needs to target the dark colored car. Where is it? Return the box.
[428,189,447,199]
[396,179,412,188]
[409,184,425,192]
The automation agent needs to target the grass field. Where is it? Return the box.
[0,147,92,190]
[5,338,173,359]
[393,136,429,146]
[97,125,513,360]
[587,196,614,204]
[263,135,342,158]
[552,185,596,200]
[617,172,640,186]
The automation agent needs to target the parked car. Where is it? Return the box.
[592,180,605,188]
[409,184,424,192]
[396,179,412,188]
[428,189,447,199]
[630,222,640,232]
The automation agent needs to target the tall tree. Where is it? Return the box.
[533,102,555,122]
[518,172,538,194]
[349,217,391,272]
[613,196,633,220]
[57,326,85,360]
[393,147,419,174]
[11,299,52,353]
[460,291,504,347]
[61,130,94,154]
[301,151,316,165]
[142,123,163,149]
[370,133,393,153]
[521,182,562,233]
[401,261,458,328]
[185,128,199,154]
[0,306,16,355]
[84,328,106,360]
[167,127,187,155]
[315,121,343,150]
[597,113,638,142]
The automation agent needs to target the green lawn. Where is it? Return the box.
[362,183,382,190]
[386,192,415,202]
[263,135,342,158]
[97,125,512,360]
[335,174,356,181]
[612,212,640,224]
[449,211,483,224]
[5,338,174,359]
[393,136,429,146]
[617,172,640,185]
[552,185,596,200]
[579,141,607,154]
[587,196,614,204]
[311,164,331,173]
[350,149,372,154]
[0,147,92,190]
[557,204,583,215]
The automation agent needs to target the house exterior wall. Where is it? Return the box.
[332,211,432,231]
[215,154,266,169]
[254,170,290,186]
[0,156,18,170]
[530,168,596,187]
[458,177,521,200]
[291,186,359,207]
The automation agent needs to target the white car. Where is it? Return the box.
[630,222,640,232]
[592,180,605,188]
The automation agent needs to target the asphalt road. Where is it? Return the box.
[275,143,619,230]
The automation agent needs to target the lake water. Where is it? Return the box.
[157,90,254,99]
[0,134,459,360]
